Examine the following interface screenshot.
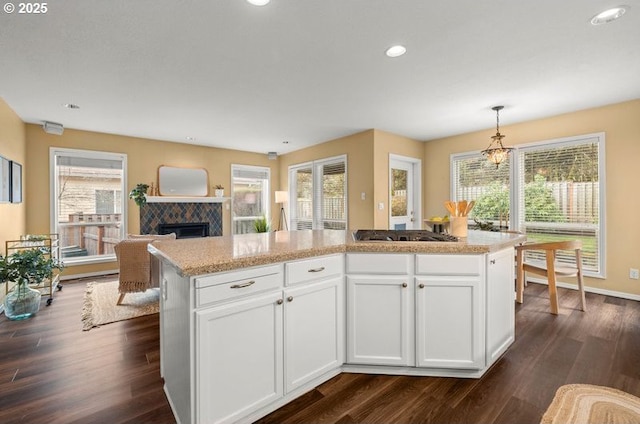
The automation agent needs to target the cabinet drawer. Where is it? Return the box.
[415,254,483,276]
[286,254,343,286]
[195,264,283,307]
[346,253,411,275]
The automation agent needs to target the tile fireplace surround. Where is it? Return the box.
[139,202,222,236]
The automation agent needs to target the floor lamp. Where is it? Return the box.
[275,191,288,231]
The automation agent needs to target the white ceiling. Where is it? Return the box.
[1,1,639,155]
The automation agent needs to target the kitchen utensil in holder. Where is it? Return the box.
[450,216,468,238]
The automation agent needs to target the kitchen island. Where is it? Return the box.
[149,229,525,424]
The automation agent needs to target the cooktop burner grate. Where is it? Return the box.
[353,229,458,242]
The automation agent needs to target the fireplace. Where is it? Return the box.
[139,202,222,236]
[159,222,209,239]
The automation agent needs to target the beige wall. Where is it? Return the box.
[0,99,27,303]
[279,130,376,229]
[0,99,26,251]
[25,124,281,277]
[424,99,640,296]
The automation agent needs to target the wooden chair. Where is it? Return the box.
[515,240,586,315]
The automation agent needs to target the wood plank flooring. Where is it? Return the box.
[1,277,639,424]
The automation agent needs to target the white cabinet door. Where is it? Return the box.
[486,247,515,364]
[196,291,284,424]
[415,277,485,369]
[284,277,344,393]
[160,264,193,424]
[347,276,414,366]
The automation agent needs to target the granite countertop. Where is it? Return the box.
[149,229,526,277]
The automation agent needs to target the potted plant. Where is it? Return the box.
[129,183,149,207]
[214,184,224,197]
[253,215,270,233]
[0,248,64,320]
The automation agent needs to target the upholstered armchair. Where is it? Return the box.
[113,233,176,305]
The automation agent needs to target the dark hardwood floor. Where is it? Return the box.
[1,277,638,424]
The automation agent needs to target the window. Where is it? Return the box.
[452,154,511,228]
[95,189,122,214]
[515,135,604,275]
[231,165,270,234]
[451,133,605,277]
[289,155,347,230]
[50,148,127,264]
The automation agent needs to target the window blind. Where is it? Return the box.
[452,154,510,224]
[517,139,601,271]
[319,161,346,230]
[291,166,313,230]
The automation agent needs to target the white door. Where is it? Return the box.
[196,292,284,424]
[389,156,420,230]
[284,278,344,393]
[346,276,414,366]
[415,277,485,369]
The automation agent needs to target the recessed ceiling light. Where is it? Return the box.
[63,103,80,109]
[246,0,270,6]
[385,45,407,58]
[590,6,629,25]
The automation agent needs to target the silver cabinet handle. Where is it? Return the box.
[230,280,255,289]
[419,283,425,289]
[402,282,408,288]
[308,267,325,273]
[276,299,283,305]
[162,278,168,300]
[287,296,294,302]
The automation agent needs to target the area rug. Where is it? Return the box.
[541,384,640,424]
[81,281,159,331]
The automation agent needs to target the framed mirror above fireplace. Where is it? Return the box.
[158,165,208,196]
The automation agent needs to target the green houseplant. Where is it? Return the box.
[129,183,149,207]
[253,216,270,233]
[0,248,64,320]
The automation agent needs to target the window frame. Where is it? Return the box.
[230,164,271,234]
[451,132,606,278]
[288,155,348,231]
[49,147,128,266]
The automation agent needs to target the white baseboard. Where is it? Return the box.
[526,277,640,302]
[60,269,119,281]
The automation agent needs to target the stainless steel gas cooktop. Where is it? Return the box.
[353,229,458,242]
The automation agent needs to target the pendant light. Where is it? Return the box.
[481,106,513,168]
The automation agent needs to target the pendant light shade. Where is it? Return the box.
[481,106,513,168]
